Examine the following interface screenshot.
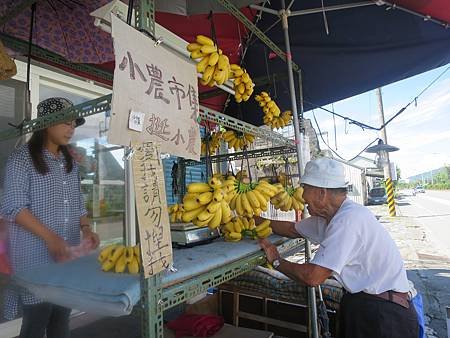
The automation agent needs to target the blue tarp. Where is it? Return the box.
[228,0,450,125]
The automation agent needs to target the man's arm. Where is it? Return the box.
[259,238,332,286]
[254,216,300,238]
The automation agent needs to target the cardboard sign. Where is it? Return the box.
[109,15,201,160]
[132,142,173,277]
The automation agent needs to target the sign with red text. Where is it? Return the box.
[108,15,200,160]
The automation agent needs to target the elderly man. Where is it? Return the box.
[258,157,418,338]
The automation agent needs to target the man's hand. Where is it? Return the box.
[259,238,281,264]
[82,226,100,249]
[44,232,69,262]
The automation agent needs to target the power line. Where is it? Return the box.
[312,110,379,163]
[305,65,450,131]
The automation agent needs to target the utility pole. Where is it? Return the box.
[376,88,392,180]
[376,87,396,216]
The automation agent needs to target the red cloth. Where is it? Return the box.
[167,314,224,338]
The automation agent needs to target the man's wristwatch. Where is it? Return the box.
[272,259,281,269]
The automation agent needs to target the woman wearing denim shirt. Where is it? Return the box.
[1,97,100,338]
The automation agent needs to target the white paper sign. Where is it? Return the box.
[128,110,145,132]
[108,15,201,161]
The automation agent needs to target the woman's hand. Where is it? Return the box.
[81,226,100,249]
[44,232,69,262]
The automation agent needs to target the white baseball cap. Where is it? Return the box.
[300,158,348,189]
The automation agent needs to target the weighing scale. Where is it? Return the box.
[170,223,220,247]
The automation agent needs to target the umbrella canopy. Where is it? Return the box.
[156,0,262,16]
[0,0,114,64]
[225,0,450,125]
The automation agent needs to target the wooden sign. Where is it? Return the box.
[132,142,173,277]
[108,15,201,161]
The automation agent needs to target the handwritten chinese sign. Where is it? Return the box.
[132,142,173,277]
[108,15,200,161]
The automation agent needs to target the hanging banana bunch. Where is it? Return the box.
[222,217,272,242]
[229,178,278,218]
[222,129,255,151]
[201,130,223,156]
[228,64,254,103]
[181,175,234,229]
[98,244,141,274]
[255,92,293,129]
[169,204,184,223]
[271,186,305,212]
[187,35,230,87]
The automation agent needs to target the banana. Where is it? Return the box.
[197,191,213,205]
[109,245,125,264]
[187,182,212,193]
[233,218,243,233]
[124,247,134,264]
[196,35,215,46]
[134,245,141,265]
[200,45,217,54]
[208,177,222,189]
[196,55,210,73]
[202,65,216,83]
[101,259,115,272]
[182,206,206,222]
[241,217,250,230]
[98,244,118,263]
[256,227,272,239]
[213,190,224,202]
[217,54,229,71]
[225,232,242,241]
[187,42,202,52]
[209,52,220,66]
[206,201,221,214]
[191,49,206,60]
[208,207,222,229]
[235,194,244,216]
[240,193,253,215]
[127,256,140,274]
[255,220,271,233]
[246,190,260,209]
[184,197,203,211]
[197,209,214,222]
[114,254,127,273]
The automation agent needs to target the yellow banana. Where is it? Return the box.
[193,217,212,227]
[200,44,217,54]
[98,244,118,263]
[208,207,222,229]
[187,42,202,52]
[241,217,250,230]
[191,49,206,60]
[217,54,229,71]
[223,222,235,233]
[230,64,242,71]
[257,227,272,239]
[196,35,215,46]
[109,245,125,264]
[101,259,115,272]
[197,209,214,222]
[187,182,212,193]
[127,256,140,274]
[240,193,253,215]
[196,55,210,72]
[209,51,220,66]
[182,206,206,222]
[202,65,216,83]
[134,245,141,265]
[197,191,213,205]
[225,232,242,241]
[235,194,244,215]
[233,219,243,233]
[114,253,127,273]
[184,198,202,211]
[206,201,221,214]
[208,177,222,189]
[213,190,224,202]
[124,247,134,264]
[255,220,271,232]
[246,190,260,209]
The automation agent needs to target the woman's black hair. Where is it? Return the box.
[28,129,73,175]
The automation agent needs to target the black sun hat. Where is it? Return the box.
[37,97,85,127]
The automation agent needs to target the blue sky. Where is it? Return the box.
[305,65,450,179]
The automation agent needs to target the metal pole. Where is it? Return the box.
[280,1,319,337]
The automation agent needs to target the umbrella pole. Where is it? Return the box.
[25,2,36,121]
[279,1,319,338]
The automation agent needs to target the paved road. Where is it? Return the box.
[398,189,450,258]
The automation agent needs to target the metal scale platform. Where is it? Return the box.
[170,222,220,247]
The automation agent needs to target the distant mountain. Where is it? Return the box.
[408,167,446,183]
